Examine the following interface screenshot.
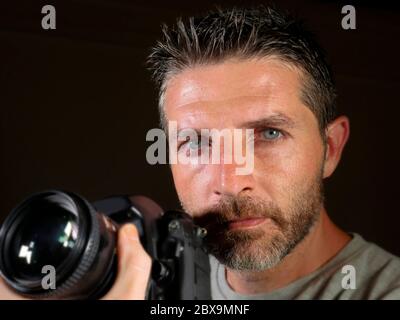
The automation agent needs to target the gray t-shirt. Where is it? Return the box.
[210,233,400,299]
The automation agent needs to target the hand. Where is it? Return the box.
[0,224,152,300]
[102,223,152,300]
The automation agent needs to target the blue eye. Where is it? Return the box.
[187,138,209,150]
[188,140,201,150]
[262,128,282,140]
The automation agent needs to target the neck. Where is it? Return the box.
[225,209,351,294]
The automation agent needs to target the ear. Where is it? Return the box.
[322,115,350,178]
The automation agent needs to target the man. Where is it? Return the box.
[145,5,400,299]
[1,6,399,300]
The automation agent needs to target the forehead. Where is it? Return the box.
[163,57,312,128]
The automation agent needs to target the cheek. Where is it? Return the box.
[253,139,324,201]
[170,163,211,209]
[170,164,187,198]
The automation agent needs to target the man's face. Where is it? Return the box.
[163,57,326,271]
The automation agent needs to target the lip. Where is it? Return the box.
[227,217,268,230]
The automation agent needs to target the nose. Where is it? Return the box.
[213,161,255,197]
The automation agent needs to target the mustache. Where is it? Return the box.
[192,195,287,230]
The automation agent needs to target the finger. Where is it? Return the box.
[0,278,27,300]
[102,224,152,300]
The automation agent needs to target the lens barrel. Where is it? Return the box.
[0,190,119,299]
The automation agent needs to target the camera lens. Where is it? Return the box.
[8,194,80,281]
[0,190,118,299]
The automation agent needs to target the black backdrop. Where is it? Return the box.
[1,0,399,256]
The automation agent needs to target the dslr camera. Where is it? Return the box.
[0,190,211,299]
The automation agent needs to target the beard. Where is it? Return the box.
[181,175,325,272]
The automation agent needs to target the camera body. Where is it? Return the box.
[94,194,211,300]
[0,190,211,300]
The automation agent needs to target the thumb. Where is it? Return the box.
[102,224,152,300]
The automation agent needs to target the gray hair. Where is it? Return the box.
[147,6,337,135]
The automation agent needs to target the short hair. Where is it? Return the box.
[147,6,337,134]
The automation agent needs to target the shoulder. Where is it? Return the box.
[350,234,400,299]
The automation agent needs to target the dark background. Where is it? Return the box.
[1,0,399,255]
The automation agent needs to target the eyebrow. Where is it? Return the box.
[175,113,296,136]
[239,113,296,129]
